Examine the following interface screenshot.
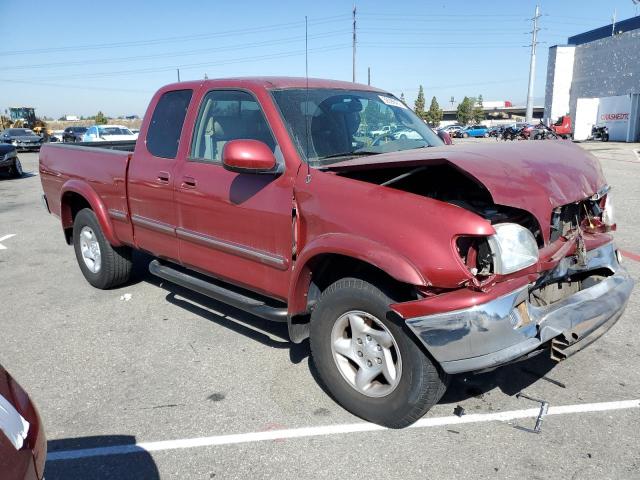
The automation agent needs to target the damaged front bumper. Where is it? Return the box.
[399,243,634,374]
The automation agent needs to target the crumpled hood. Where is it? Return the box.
[328,141,606,240]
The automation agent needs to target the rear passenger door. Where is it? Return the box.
[173,89,293,300]
[128,88,193,261]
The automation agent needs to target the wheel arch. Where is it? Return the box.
[287,235,427,342]
[60,180,120,246]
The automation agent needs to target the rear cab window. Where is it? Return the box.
[146,89,193,159]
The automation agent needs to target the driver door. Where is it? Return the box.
[174,89,294,300]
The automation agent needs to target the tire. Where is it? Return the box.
[310,277,448,428]
[10,158,23,178]
[72,208,132,289]
[602,134,609,142]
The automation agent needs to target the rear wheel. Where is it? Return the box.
[72,208,132,289]
[310,277,448,428]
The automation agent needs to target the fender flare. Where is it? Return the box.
[287,233,427,316]
[60,179,121,246]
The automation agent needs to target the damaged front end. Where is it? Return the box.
[331,159,633,374]
[395,242,632,374]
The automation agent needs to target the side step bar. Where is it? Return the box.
[149,260,288,323]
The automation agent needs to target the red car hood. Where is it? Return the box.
[328,141,606,241]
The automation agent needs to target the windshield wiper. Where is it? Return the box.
[319,150,381,160]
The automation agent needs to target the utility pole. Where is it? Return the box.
[367,67,370,86]
[352,4,357,83]
[611,8,617,36]
[525,5,541,124]
[177,68,181,82]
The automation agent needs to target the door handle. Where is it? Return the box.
[181,176,197,189]
[157,171,170,184]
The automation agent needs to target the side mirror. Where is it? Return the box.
[222,139,277,174]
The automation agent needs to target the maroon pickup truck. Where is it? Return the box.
[40,77,633,428]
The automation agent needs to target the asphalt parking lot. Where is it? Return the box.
[1,139,639,480]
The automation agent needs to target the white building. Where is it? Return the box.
[544,17,640,141]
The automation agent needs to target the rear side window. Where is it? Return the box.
[146,89,193,159]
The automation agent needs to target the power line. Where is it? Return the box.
[4,30,350,71]
[0,78,151,93]
[0,14,349,56]
[8,45,351,83]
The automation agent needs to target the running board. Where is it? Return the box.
[149,260,288,323]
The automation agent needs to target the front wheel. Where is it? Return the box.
[10,158,23,178]
[72,208,132,289]
[310,278,448,428]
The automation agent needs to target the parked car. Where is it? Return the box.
[458,125,490,138]
[0,362,46,479]
[370,125,395,137]
[39,77,633,428]
[0,144,23,178]
[82,125,138,142]
[440,125,463,133]
[62,126,88,143]
[393,128,422,140]
[50,130,65,143]
[0,128,44,151]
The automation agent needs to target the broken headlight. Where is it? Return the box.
[487,223,539,274]
[602,192,614,227]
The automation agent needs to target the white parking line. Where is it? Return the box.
[47,398,639,461]
[0,234,16,250]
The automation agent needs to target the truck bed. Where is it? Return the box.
[39,142,134,244]
[67,140,137,152]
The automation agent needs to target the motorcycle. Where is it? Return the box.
[532,123,559,140]
[590,125,609,142]
[501,125,527,141]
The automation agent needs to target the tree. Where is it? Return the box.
[94,111,108,125]
[456,97,474,125]
[400,92,406,104]
[424,96,443,127]
[363,100,392,129]
[414,85,426,119]
[472,94,484,124]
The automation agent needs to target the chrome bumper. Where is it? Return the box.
[406,243,634,374]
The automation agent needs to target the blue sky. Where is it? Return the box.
[1,0,638,118]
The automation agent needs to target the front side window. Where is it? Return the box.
[271,88,442,167]
[146,89,193,159]
[190,90,276,163]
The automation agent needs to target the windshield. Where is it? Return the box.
[72,127,88,133]
[271,88,442,166]
[98,127,132,136]
[6,129,35,136]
